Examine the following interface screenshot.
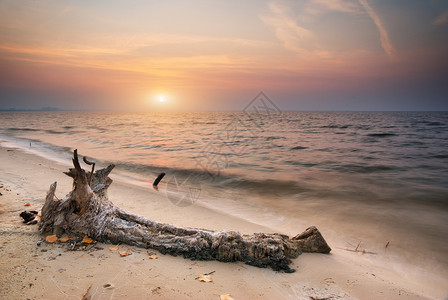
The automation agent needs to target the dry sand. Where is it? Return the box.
[0,145,446,300]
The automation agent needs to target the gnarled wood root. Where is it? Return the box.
[39,150,331,272]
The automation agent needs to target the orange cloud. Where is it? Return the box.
[261,1,316,54]
[309,0,360,14]
[434,10,448,25]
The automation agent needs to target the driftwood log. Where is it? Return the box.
[40,150,331,272]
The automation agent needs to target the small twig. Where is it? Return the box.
[336,242,377,255]
[81,283,92,300]
[84,242,98,251]
[69,241,77,251]
[339,248,377,255]
[195,269,215,279]
[153,172,166,189]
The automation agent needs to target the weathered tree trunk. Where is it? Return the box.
[40,150,331,272]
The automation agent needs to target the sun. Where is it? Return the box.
[145,92,175,110]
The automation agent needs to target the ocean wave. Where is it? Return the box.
[290,146,307,150]
[112,160,309,196]
[265,136,283,140]
[284,160,317,167]
[1,111,447,208]
[431,154,448,159]
[321,124,351,129]
[45,129,65,135]
[332,164,399,173]
[216,177,309,195]
[8,127,41,132]
[366,133,397,137]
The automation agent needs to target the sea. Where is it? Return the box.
[1,111,448,282]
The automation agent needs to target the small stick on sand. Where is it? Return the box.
[337,241,377,255]
[81,284,92,300]
[153,172,166,190]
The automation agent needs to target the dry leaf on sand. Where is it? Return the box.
[220,294,234,300]
[119,250,132,257]
[82,236,93,244]
[147,250,158,259]
[45,235,58,243]
[108,244,119,251]
[197,274,213,282]
[58,236,70,243]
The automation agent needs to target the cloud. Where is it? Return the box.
[358,0,396,59]
[261,1,316,54]
[433,10,448,25]
[308,0,360,14]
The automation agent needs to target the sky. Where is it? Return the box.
[0,0,447,111]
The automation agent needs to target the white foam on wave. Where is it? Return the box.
[0,134,72,167]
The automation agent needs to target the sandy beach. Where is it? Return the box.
[0,145,446,300]
[1,0,447,297]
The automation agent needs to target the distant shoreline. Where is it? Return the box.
[1,109,447,113]
[0,107,62,112]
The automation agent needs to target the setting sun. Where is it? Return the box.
[144,92,177,111]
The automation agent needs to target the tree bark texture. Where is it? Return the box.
[39,150,331,272]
